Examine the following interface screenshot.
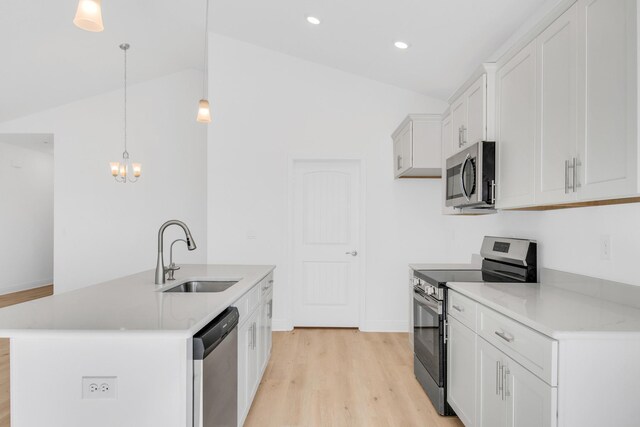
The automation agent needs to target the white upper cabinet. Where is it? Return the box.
[392,114,442,178]
[495,0,638,209]
[496,41,537,209]
[449,68,494,155]
[536,3,579,205]
[577,0,638,200]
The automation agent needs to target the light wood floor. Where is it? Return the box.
[0,285,54,427]
[245,328,464,427]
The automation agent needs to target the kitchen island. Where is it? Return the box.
[0,264,275,427]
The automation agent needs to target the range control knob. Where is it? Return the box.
[426,287,435,296]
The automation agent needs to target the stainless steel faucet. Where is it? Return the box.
[155,220,197,284]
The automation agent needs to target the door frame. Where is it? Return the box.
[286,155,367,330]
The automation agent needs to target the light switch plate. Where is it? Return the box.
[82,376,117,399]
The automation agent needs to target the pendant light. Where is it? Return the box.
[196,0,212,123]
[73,0,104,32]
[110,43,141,183]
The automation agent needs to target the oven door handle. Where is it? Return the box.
[413,291,442,315]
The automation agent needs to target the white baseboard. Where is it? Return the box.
[272,318,409,333]
[359,320,410,333]
[0,279,52,296]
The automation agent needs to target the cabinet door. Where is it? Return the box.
[505,355,557,427]
[238,312,260,423]
[496,40,537,209]
[451,97,467,154]
[394,123,413,177]
[237,318,251,422]
[448,317,477,427]
[536,3,579,205]
[477,338,507,427]
[258,293,273,372]
[466,75,487,146]
[577,0,637,200]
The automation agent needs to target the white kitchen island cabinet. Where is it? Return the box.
[0,264,275,427]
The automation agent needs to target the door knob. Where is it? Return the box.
[345,250,358,256]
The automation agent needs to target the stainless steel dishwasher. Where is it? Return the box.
[193,307,239,427]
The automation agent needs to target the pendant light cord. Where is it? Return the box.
[123,45,128,156]
[203,0,209,98]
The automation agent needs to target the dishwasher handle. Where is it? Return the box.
[193,307,239,360]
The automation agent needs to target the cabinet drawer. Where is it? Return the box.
[260,273,274,296]
[448,291,477,331]
[478,305,557,385]
[234,284,261,325]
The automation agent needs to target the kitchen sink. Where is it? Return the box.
[163,280,239,293]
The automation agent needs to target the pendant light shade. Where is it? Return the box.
[197,99,212,123]
[73,0,104,32]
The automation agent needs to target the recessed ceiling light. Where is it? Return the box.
[306,16,321,25]
[394,41,410,50]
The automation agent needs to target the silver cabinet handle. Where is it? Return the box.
[495,330,514,343]
[575,157,579,191]
[504,368,511,398]
[345,250,358,256]
[566,158,579,193]
[452,304,464,312]
[397,155,402,170]
[268,279,274,284]
[500,364,504,400]
[496,361,500,395]
[565,159,570,194]
[461,125,467,147]
[458,126,463,148]
[253,322,257,350]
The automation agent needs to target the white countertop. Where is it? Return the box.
[0,264,274,338]
[448,273,640,339]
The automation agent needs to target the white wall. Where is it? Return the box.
[444,204,640,287]
[0,142,53,293]
[206,35,448,331]
[0,70,208,293]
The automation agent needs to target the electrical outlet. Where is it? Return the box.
[600,235,611,261]
[82,376,117,399]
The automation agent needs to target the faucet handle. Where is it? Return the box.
[166,263,181,281]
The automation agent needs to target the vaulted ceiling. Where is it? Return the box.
[1,0,550,122]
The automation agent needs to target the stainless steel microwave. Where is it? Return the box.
[445,141,496,210]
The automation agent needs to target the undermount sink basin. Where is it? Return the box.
[164,280,239,293]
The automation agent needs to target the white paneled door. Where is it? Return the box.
[292,160,362,327]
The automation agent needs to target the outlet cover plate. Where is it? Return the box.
[82,376,117,399]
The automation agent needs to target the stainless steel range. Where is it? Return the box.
[412,236,537,416]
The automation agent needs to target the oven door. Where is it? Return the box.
[413,289,444,386]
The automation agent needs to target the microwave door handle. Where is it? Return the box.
[460,154,472,202]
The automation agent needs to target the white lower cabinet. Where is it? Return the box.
[238,309,259,425]
[448,290,557,427]
[236,273,274,426]
[447,317,477,426]
[477,337,557,427]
